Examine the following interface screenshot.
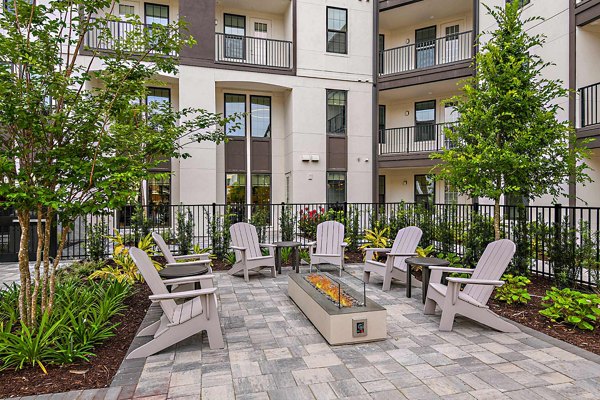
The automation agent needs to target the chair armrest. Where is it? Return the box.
[341,242,348,247]
[165,259,211,268]
[260,243,277,248]
[230,246,247,251]
[427,266,475,274]
[307,241,316,246]
[149,287,217,301]
[446,277,505,286]
[388,252,417,257]
[173,253,210,261]
[365,248,392,253]
[162,274,215,285]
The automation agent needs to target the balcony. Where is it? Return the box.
[215,33,293,69]
[84,19,176,56]
[379,31,473,77]
[378,123,455,156]
[580,82,599,128]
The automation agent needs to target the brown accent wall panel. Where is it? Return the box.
[179,0,215,63]
[327,136,347,171]
[225,139,247,172]
[575,0,600,26]
[251,139,271,173]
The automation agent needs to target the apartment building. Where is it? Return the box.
[81,0,376,212]
[376,0,600,207]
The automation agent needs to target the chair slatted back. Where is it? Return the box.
[463,239,516,304]
[316,221,345,255]
[152,232,175,264]
[230,222,262,260]
[390,226,423,268]
[130,247,177,321]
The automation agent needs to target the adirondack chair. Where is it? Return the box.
[362,226,422,291]
[152,232,213,274]
[229,222,276,282]
[127,247,224,359]
[424,239,519,332]
[308,221,347,276]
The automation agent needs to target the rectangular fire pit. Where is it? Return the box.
[288,271,387,345]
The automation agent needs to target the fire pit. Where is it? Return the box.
[288,270,386,345]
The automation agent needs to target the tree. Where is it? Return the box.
[432,1,591,240]
[0,0,239,327]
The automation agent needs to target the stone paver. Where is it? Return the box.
[6,264,600,400]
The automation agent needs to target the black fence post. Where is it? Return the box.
[553,203,562,256]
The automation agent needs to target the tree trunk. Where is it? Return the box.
[16,209,32,326]
[31,205,44,325]
[41,208,53,314]
[493,199,501,241]
[47,222,68,315]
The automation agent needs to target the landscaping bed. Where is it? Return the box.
[0,284,151,398]
[489,275,600,356]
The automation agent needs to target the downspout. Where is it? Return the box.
[372,0,380,203]
[568,0,577,206]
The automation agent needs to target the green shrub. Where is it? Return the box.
[223,251,237,266]
[539,287,600,331]
[206,207,234,259]
[344,205,360,251]
[251,206,270,244]
[176,207,195,255]
[298,207,326,240]
[494,274,531,305]
[86,220,108,262]
[280,205,295,242]
[0,279,131,372]
[463,212,495,267]
[387,202,412,239]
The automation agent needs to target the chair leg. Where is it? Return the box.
[244,267,249,282]
[439,309,456,332]
[206,322,225,349]
[270,265,276,278]
[137,320,160,337]
[382,273,392,291]
[423,297,437,315]
[363,270,370,283]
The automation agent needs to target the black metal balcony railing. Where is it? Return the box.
[215,33,293,69]
[380,31,473,76]
[580,82,599,128]
[378,122,456,155]
[84,19,175,56]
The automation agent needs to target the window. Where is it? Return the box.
[506,193,529,220]
[147,174,170,225]
[415,26,436,69]
[378,34,385,74]
[145,3,169,26]
[327,172,346,204]
[224,93,246,137]
[250,96,271,138]
[444,182,459,204]
[251,174,271,204]
[415,100,436,142]
[378,105,386,144]
[378,175,386,204]
[326,90,347,134]
[226,173,246,204]
[445,25,459,40]
[224,14,246,59]
[414,175,435,204]
[254,22,267,33]
[327,7,347,54]
[506,0,531,8]
[3,0,32,13]
[119,4,135,17]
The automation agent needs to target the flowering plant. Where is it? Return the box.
[298,207,326,240]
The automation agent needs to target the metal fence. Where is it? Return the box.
[378,123,455,155]
[380,31,473,76]
[580,82,599,128]
[215,33,293,69]
[54,202,600,288]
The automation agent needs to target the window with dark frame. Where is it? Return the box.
[378,34,385,74]
[326,90,347,134]
[250,96,271,138]
[414,174,435,205]
[378,175,386,204]
[506,0,531,8]
[147,174,171,226]
[415,100,436,142]
[224,93,246,137]
[327,172,347,205]
[224,13,246,59]
[327,7,347,54]
[415,26,436,69]
[145,3,169,25]
[378,105,386,144]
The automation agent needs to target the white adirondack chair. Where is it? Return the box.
[152,232,213,274]
[424,239,520,332]
[229,222,276,282]
[362,226,422,291]
[309,221,347,276]
[128,247,224,359]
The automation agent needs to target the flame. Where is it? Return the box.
[306,274,354,307]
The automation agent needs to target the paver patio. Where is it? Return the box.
[3,264,600,400]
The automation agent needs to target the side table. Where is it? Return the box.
[405,257,450,303]
[274,242,301,274]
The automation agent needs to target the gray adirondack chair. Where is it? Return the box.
[424,239,519,332]
[152,232,212,274]
[309,221,347,276]
[229,222,276,282]
[362,226,422,291]
[127,247,224,359]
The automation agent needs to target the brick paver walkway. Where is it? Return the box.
[7,264,600,400]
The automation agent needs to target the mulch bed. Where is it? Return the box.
[0,284,151,398]
[489,275,600,356]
